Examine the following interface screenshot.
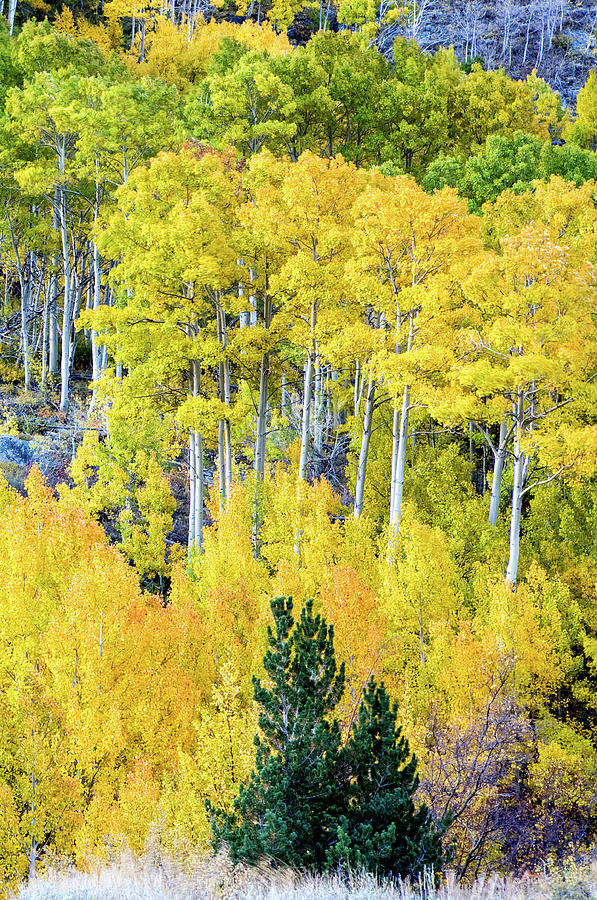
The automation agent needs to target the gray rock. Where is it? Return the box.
[0,435,35,467]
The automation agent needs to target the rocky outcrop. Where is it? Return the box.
[384,0,596,105]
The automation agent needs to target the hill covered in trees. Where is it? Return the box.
[0,3,597,894]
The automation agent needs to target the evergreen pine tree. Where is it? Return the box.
[208,599,445,879]
[328,678,445,881]
[208,596,346,870]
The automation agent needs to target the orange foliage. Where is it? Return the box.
[321,565,387,726]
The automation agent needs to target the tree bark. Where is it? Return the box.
[506,394,527,587]
[389,383,410,543]
[7,0,16,34]
[188,361,204,554]
[489,418,508,526]
[354,374,375,518]
[89,191,103,410]
[58,151,74,413]
[254,292,271,480]
[298,301,317,482]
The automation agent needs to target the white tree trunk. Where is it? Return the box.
[188,359,203,553]
[506,395,527,586]
[389,397,400,522]
[299,355,314,482]
[238,259,249,329]
[313,357,324,473]
[217,420,225,510]
[40,277,49,391]
[489,418,508,526]
[20,272,31,392]
[388,311,415,550]
[388,383,410,545]
[354,360,361,416]
[249,268,257,328]
[7,0,16,34]
[281,371,290,418]
[254,294,271,479]
[58,151,74,413]
[298,302,317,482]
[217,301,232,500]
[49,204,60,376]
[89,240,103,410]
[254,354,269,479]
[354,375,375,517]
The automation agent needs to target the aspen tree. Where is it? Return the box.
[453,224,597,586]
[92,146,241,552]
[350,176,478,549]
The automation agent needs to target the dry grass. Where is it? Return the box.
[11,853,597,900]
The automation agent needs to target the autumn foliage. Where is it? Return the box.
[1,9,597,893]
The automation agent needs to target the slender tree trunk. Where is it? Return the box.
[489,418,508,526]
[49,208,60,377]
[254,354,269,478]
[313,356,324,474]
[7,0,16,34]
[299,354,314,482]
[506,395,526,586]
[389,397,400,525]
[238,258,249,329]
[254,293,271,479]
[90,184,103,409]
[216,301,232,502]
[221,312,232,495]
[90,243,103,408]
[217,420,225,511]
[249,268,257,327]
[138,19,146,62]
[251,289,271,558]
[20,277,31,392]
[298,301,317,482]
[389,383,410,543]
[188,358,204,554]
[40,275,49,392]
[294,303,317,562]
[252,348,269,558]
[281,371,290,418]
[388,310,415,550]
[58,154,74,413]
[354,360,361,416]
[7,217,32,392]
[354,375,375,517]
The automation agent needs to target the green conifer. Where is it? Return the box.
[327,678,445,881]
[209,598,445,880]
[208,596,346,870]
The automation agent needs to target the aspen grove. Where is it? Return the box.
[0,7,597,891]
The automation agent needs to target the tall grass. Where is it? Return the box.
[11,853,597,900]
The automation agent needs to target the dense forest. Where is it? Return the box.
[0,0,597,891]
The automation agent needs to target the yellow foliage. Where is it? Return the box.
[321,565,387,725]
[381,508,462,678]
[477,565,570,700]
[159,658,256,849]
[54,6,122,54]
[129,17,290,85]
[112,757,162,853]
